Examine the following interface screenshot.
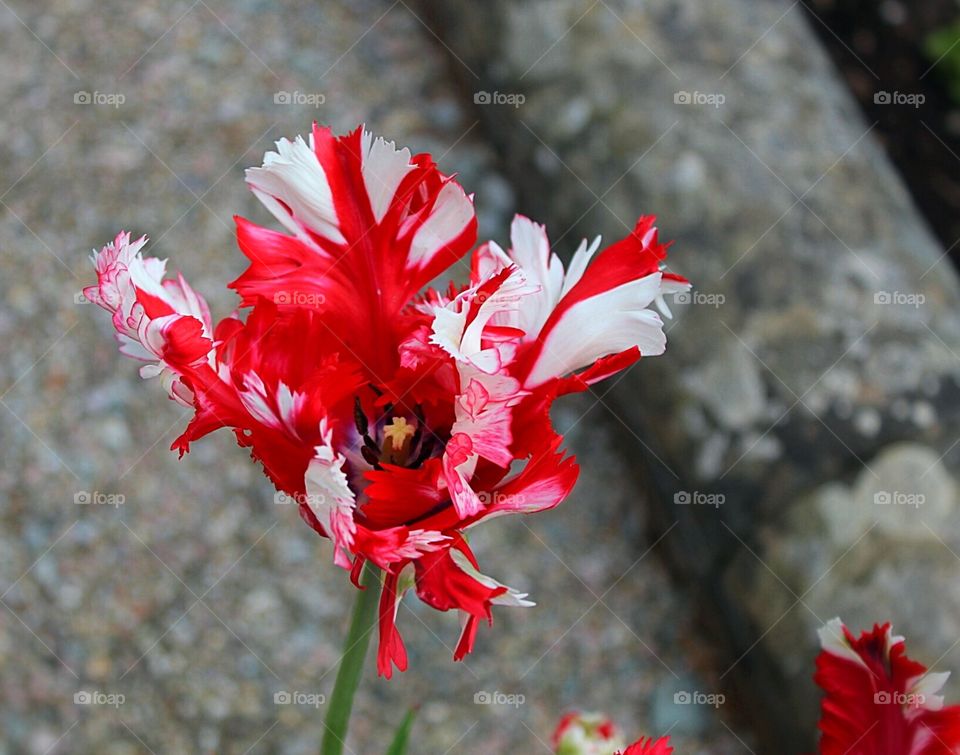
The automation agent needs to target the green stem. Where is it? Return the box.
[321,562,382,755]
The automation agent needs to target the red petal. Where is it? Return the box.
[815,621,960,754]
[376,568,408,678]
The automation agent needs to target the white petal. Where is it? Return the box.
[910,671,950,711]
[460,268,538,357]
[507,215,564,335]
[472,240,513,285]
[656,276,691,319]
[409,181,473,267]
[817,618,866,668]
[361,129,415,223]
[428,267,536,365]
[429,306,469,360]
[305,421,357,568]
[117,333,155,362]
[127,259,212,335]
[449,549,535,608]
[526,273,665,387]
[139,363,164,379]
[560,235,602,298]
[246,135,345,245]
[125,255,166,299]
[238,373,279,429]
[238,375,304,438]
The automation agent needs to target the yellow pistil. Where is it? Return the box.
[383,417,416,454]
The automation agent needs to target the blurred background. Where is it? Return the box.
[3,0,960,752]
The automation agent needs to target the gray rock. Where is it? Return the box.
[421,0,960,749]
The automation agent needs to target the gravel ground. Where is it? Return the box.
[0,1,745,752]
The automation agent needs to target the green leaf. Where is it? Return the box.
[385,707,418,755]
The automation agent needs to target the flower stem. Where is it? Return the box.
[321,562,382,755]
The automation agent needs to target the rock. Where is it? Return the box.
[730,443,960,726]
[685,339,767,433]
[851,443,957,540]
[421,0,960,749]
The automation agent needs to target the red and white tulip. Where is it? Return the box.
[815,617,960,754]
[86,124,689,677]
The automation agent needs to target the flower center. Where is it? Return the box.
[354,396,434,470]
[382,417,416,461]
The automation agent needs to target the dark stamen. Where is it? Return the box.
[410,404,424,450]
[361,445,382,469]
[411,435,434,468]
[353,396,369,435]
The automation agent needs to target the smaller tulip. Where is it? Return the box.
[552,712,672,755]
